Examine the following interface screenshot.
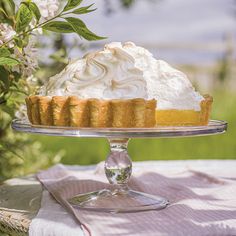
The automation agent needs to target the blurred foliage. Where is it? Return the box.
[121,0,135,8]
[0,49,64,182]
[217,34,234,84]
[0,0,105,182]
[36,35,69,81]
[103,0,161,14]
[0,111,62,182]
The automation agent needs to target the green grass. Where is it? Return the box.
[33,89,236,165]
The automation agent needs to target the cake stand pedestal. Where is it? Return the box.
[12,119,227,213]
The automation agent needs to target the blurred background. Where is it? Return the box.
[1,0,236,180]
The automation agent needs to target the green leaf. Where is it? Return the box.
[50,48,68,64]
[14,36,24,48]
[14,35,29,48]
[0,47,11,57]
[29,2,41,23]
[65,17,106,41]
[0,57,20,66]
[121,0,134,8]
[1,0,15,16]
[7,0,15,13]
[42,21,74,33]
[72,4,96,15]
[0,66,9,89]
[0,7,8,17]
[15,3,33,33]
[63,0,83,11]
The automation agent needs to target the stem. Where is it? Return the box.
[105,138,132,191]
[0,11,70,48]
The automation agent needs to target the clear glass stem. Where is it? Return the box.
[105,138,132,192]
[69,137,169,212]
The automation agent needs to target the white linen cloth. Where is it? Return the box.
[29,160,236,236]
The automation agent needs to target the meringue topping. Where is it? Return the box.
[40,42,204,111]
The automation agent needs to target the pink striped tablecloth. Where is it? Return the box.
[30,160,236,236]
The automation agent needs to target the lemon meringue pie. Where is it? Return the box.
[26,42,212,127]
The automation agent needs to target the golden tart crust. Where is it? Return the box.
[25,96,156,128]
[155,95,213,126]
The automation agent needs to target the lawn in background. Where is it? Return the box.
[33,89,236,165]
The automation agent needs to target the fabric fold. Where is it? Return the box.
[31,161,236,236]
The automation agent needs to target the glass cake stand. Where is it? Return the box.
[12,119,227,213]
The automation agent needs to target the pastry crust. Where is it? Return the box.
[111,99,133,128]
[28,96,40,125]
[38,96,53,126]
[26,95,212,127]
[51,96,70,126]
[89,99,112,127]
[26,96,157,127]
[199,94,213,125]
[145,99,157,127]
[69,96,89,127]
[132,98,146,127]
[25,97,33,124]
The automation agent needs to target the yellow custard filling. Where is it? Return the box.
[156,110,201,126]
[155,95,213,126]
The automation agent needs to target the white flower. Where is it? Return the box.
[15,104,27,120]
[13,38,38,77]
[33,0,60,20]
[15,75,39,119]
[0,23,16,47]
[30,19,43,34]
[26,74,38,87]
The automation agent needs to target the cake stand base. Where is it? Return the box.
[68,138,169,213]
[68,188,169,213]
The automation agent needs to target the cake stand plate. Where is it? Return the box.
[12,119,227,213]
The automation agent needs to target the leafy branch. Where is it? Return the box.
[0,0,106,50]
[0,0,106,103]
[0,0,107,181]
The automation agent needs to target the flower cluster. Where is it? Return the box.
[0,23,16,48]
[33,0,60,20]
[0,0,104,87]
[13,38,39,77]
[0,24,38,77]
